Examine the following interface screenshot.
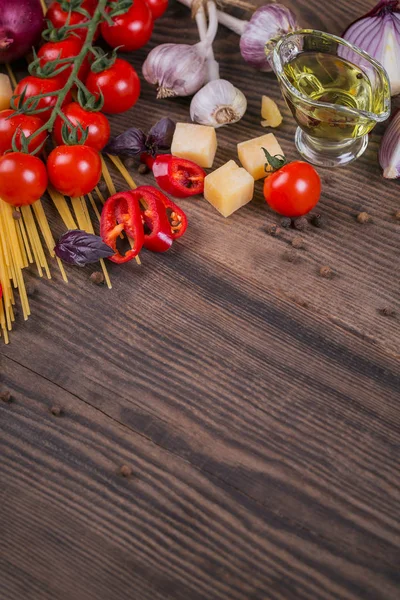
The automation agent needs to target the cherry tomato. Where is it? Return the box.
[47,0,98,41]
[145,0,168,20]
[101,0,153,51]
[47,145,102,197]
[0,110,47,156]
[38,39,90,83]
[85,59,140,114]
[263,160,321,217]
[14,76,71,121]
[53,103,110,152]
[0,153,48,206]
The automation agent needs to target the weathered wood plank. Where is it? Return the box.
[1,355,400,600]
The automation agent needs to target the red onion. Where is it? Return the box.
[343,0,400,96]
[379,109,400,178]
[0,0,44,64]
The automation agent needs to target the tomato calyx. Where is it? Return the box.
[9,128,47,157]
[89,47,120,74]
[262,147,287,174]
[59,119,89,146]
[29,48,74,81]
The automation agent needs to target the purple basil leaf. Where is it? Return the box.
[54,230,114,267]
[103,127,146,157]
[145,118,176,156]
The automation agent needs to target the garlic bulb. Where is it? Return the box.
[190,79,247,127]
[142,42,208,99]
[379,109,400,178]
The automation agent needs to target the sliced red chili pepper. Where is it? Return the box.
[131,187,173,253]
[100,191,144,264]
[138,185,188,240]
[150,154,206,198]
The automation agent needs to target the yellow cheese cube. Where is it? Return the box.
[238,133,284,180]
[0,74,12,111]
[171,123,217,168]
[261,95,283,128]
[204,160,254,218]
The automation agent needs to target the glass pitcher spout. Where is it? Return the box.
[266,29,391,167]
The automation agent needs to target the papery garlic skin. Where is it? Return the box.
[240,4,298,72]
[343,0,400,96]
[142,42,208,99]
[190,79,247,127]
[379,109,400,178]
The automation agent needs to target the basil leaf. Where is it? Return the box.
[103,127,146,157]
[145,118,176,156]
[55,230,114,267]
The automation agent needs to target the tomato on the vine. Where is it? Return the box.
[53,103,110,151]
[145,0,168,20]
[14,76,71,121]
[47,0,98,41]
[101,0,153,51]
[38,39,90,83]
[47,145,102,197]
[262,152,321,217]
[0,153,48,206]
[85,59,140,114]
[0,110,47,156]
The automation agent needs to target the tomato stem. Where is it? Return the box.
[262,147,287,173]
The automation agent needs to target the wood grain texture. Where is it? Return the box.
[1,355,400,600]
[1,0,400,599]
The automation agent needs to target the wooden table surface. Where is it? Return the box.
[1,1,400,599]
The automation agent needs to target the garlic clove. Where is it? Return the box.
[260,95,283,128]
[142,42,208,99]
[190,79,247,128]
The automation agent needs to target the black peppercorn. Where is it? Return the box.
[283,249,300,263]
[50,406,62,416]
[12,210,21,220]
[265,224,281,236]
[310,213,324,228]
[356,212,371,224]
[1,391,12,403]
[90,271,105,285]
[119,465,133,477]
[280,217,291,228]
[293,217,308,231]
[124,157,136,170]
[319,266,333,279]
[138,163,150,175]
[291,236,305,249]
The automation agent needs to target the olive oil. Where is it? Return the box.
[283,52,380,140]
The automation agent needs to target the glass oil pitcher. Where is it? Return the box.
[268,30,391,167]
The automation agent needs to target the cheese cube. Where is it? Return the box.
[261,95,283,128]
[204,160,254,218]
[0,74,12,111]
[171,123,217,168]
[238,133,284,180]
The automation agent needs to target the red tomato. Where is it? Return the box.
[263,161,321,217]
[101,0,153,51]
[47,0,98,41]
[14,76,71,121]
[53,103,110,151]
[145,0,168,20]
[85,59,140,114]
[0,110,47,156]
[47,145,101,197]
[0,153,48,206]
[38,39,90,83]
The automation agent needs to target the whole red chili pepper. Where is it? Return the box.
[143,154,206,198]
[100,191,144,263]
[131,186,174,252]
[138,185,188,240]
